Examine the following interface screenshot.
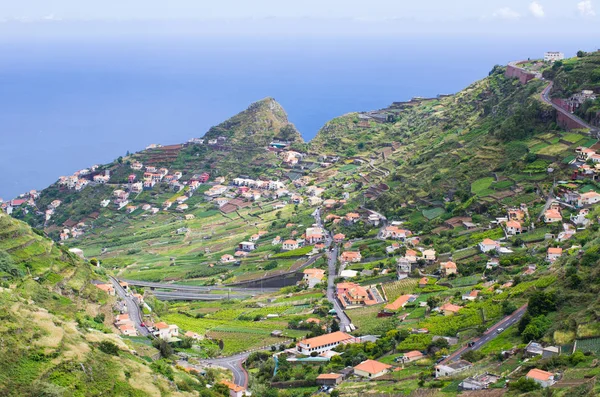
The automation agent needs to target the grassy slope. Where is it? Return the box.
[0,213,200,397]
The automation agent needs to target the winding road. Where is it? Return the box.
[313,208,352,330]
[541,82,599,136]
[201,353,250,388]
[441,304,528,364]
[109,276,150,336]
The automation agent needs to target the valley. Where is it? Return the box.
[3,51,600,396]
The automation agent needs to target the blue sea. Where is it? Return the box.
[0,35,596,199]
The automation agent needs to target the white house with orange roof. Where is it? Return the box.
[282,239,299,251]
[546,247,563,262]
[505,220,522,235]
[153,322,179,340]
[578,191,600,207]
[478,239,500,253]
[296,331,355,355]
[400,350,424,363]
[526,368,555,387]
[354,359,392,379]
[544,209,562,223]
[381,226,412,240]
[303,268,325,288]
[340,251,362,264]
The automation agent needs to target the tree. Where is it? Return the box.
[509,377,541,392]
[577,50,586,57]
[426,296,440,310]
[528,291,557,317]
[93,313,105,324]
[462,350,485,363]
[331,320,340,332]
[152,338,174,358]
[212,383,230,396]
[502,300,517,315]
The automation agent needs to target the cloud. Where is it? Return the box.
[578,0,596,16]
[492,7,521,20]
[529,1,545,18]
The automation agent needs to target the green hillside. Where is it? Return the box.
[0,213,214,397]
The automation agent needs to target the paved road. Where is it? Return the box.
[442,304,528,364]
[541,82,599,136]
[313,208,352,330]
[110,276,150,336]
[202,353,251,387]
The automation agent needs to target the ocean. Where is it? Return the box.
[0,35,596,199]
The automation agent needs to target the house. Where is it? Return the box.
[305,227,325,244]
[221,254,235,263]
[544,51,564,62]
[508,207,526,221]
[303,268,325,288]
[478,239,499,253]
[439,303,462,315]
[340,269,358,278]
[95,283,115,296]
[282,239,299,251]
[524,341,544,357]
[153,322,179,340]
[418,277,429,288]
[435,360,472,378]
[118,323,138,336]
[220,380,246,397]
[462,290,480,301]
[544,209,562,223]
[353,359,392,379]
[386,242,400,254]
[239,241,256,251]
[440,261,457,276]
[571,208,590,226]
[384,294,416,312]
[578,191,600,207]
[340,251,362,264]
[381,226,412,240]
[458,373,500,391]
[505,220,522,235]
[272,236,282,245]
[345,212,361,223]
[185,214,195,220]
[547,247,563,262]
[396,257,413,278]
[337,282,378,307]
[184,331,203,340]
[176,204,189,212]
[423,249,436,262]
[296,331,354,355]
[399,350,424,363]
[316,373,343,386]
[526,368,555,388]
[333,233,346,243]
[542,346,560,359]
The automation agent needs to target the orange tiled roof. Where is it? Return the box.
[354,359,392,374]
[299,331,353,348]
[526,368,553,381]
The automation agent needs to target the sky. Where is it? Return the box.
[0,0,598,38]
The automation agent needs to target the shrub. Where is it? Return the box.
[98,340,119,356]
